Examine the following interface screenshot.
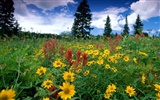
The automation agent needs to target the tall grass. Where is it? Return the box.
[0,35,160,100]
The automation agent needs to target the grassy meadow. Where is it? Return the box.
[0,35,160,100]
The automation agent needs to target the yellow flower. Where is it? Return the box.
[115,46,122,52]
[0,89,16,100]
[63,71,75,82]
[42,97,50,100]
[87,61,92,66]
[104,49,110,56]
[139,51,148,56]
[53,60,62,68]
[141,74,146,84]
[112,67,117,72]
[107,56,113,62]
[83,70,90,76]
[58,82,76,100]
[97,59,104,65]
[123,55,129,62]
[106,84,116,93]
[42,79,53,89]
[125,86,136,97]
[104,92,112,99]
[48,73,54,79]
[154,84,160,92]
[36,67,47,75]
[133,57,138,64]
[93,50,99,56]
[87,50,93,55]
[89,45,94,49]
[105,64,110,69]
[91,74,97,78]
[76,68,82,73]
[156,92,160,100]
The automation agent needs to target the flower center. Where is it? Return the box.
[67,75,71,78]
[57,62,60,65]
[64,88,70,94]
[46,82,51,86]
[40,70,44,73]
[128,89,132,93]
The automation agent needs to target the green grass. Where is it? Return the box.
[0,35,160,100]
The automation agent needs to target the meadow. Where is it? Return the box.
[0,34,160,100]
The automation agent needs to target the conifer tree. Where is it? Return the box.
[103,15,112,37]
[133,14,143,35]
[71,0,93,38]
[0,0,17,36]
[122,15,129,36]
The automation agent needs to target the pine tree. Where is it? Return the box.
[122,15,129,36]
[133,14,143,35]
[0,0,16,36]
[13,20,21,36]
[71,0,93,38]
[104,15,112,37]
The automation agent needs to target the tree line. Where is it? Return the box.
[0,0,144,38]
[72,0,144,39]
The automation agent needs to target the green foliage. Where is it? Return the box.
[71,0,93,39]
[133,14,143,35]
[122,15,129,36]
[0,35,160,99]
[103,15,112,37]
[0,0,20,37]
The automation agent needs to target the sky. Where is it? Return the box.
[13,0,160,36]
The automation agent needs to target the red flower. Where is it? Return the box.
[136,34,139,41]
[49,86,59,99]
[76,50,82,62]
[82,53,88,66]
[60,46,64,56]
[66,48,73,65]
[140,33,145,37]
[43,39,59,58]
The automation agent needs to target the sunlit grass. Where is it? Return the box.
[0,35,160,99]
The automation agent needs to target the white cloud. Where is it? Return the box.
[91,7,127,31]
[119,0,160,32]
[13,0,159,35]
[130,0,160,20]
[15,13,74,34]
[13,0,74,34]
[13,0,29,16]
[21,0,76,10]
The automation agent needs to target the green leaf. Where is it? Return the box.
[149,72,154,81]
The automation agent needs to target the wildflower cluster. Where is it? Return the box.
[154,84,160,99]
[1,34,160,99]
[104,84,116,99]
[0,89,16,100]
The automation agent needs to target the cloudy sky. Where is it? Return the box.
[13,0,160,35]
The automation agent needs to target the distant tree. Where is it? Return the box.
[133,14,143,35]
[13,20,21,35]
[143,32,148,37]
[103,15,112,37]
[0,0,18,37]
[122,15,129,36]
[71,0,93,38]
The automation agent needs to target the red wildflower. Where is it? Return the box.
[49,85,59,99]
[66,48,73,65]
[82,53,88,66]
[136,34,139,42]
[140,33,145,37]
[60,46,64,56]
[76,50,82,62]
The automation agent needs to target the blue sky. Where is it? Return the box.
[13,0,160,36]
